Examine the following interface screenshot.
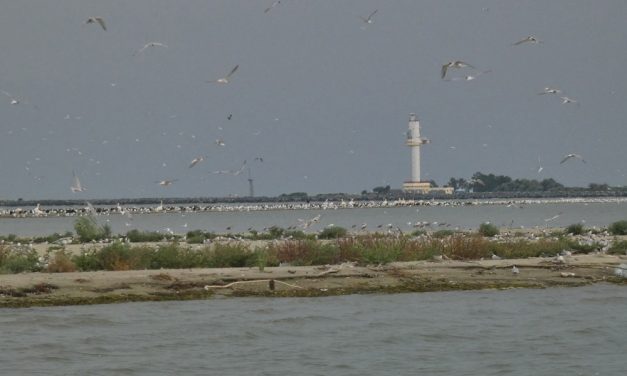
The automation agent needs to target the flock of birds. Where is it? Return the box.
[2,4,596,199]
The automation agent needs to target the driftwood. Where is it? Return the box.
[204,279,303,290]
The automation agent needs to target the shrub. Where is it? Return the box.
[608,240,627,255]
[270,240,340,266]
[608,220,627,235]
[126,229,164,242]
[478,223,499,237]
[432,229,455,238]
[318,226,347,239]
[72,249,103,271]
[46,250,77,273]
[74,216,111,242]
[206,243,255,268]
[565,223,585,235]
[0,247,41,274]
[33,232,73,244]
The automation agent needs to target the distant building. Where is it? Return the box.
[402,114,453,194]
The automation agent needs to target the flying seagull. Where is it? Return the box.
[537,156,544,173]
[208,65,239,84]
[538,87,561,95]
[1,90,21,105]
[133,42,168,56]
[445,70,491,82]
[215,139,225,146]
[264,1,281,13]
[188,156,204,168]
[212,160,247,176]
[561,96,579,105]
[560,154,586,164]
[513,35,541,45]
[86,17,107,31]
[70,171,86,192]
[441,60,475,79]
[156,179,178,186]
[359,9,378,24]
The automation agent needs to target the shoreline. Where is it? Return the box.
[2,254,625,308]
[2,196,627,219]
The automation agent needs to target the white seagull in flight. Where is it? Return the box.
[70,171,86,192]
[359,9,378,24]
[208,65,239,84]
[538,87,561,95]
[560,154,586,164]
[188,156,204,168]
[156,179,178,186]
[86,17,107,31]
[513,35,541,45]
[212,160,247,176]
[264,1,281,13]
[441,60,475,79]
[133,42,168,56]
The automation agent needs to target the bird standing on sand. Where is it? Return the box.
[441,61,475,79]
[208,65,239,84]
[512,265,520,275]
[560,153,586,164]
[86,17,106,31]
[513,35,541,45]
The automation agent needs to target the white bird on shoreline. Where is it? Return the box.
[512,265,520,275]
[208,65,239,84]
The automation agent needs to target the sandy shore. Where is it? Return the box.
[1,254,625,308]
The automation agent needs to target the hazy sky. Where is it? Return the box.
[1,1,626,200]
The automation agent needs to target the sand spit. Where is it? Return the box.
[1,254,625,308]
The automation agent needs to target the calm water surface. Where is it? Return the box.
[1,284,626,375]
[1,201,626,236]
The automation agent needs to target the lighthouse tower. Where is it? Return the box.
[402,114,433,193]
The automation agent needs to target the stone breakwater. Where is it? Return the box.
[2,197,627,219]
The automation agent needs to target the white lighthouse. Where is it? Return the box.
[402,114,452,194]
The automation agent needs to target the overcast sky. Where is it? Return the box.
[1,1,626,200]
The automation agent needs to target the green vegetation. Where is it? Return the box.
[608,220,627,235]
[126,229,168,243]
[608,240,627,255]
[318,226,347,239]
[432,229,455,238]
[565,223,585,235]
[74,216,111,242]
[0,246,41,274]
[478,223,499,237]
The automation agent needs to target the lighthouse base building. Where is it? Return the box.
[402,114,453,195]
